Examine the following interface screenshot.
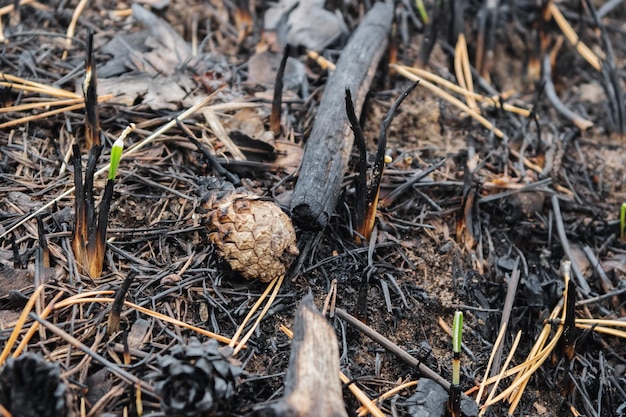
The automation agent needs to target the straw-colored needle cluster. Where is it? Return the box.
[205,192,299,282]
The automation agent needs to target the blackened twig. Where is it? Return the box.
[176,118,240,185]
[551,194,591,295]
[271,44,291,136]
[345,88,367,228]
[108,271,138,335]
[83,29,100,148]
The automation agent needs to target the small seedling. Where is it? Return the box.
[448,311,463,417]
[72,128,130,278]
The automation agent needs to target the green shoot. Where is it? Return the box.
[108,125,133,180]
[415,0,429,24]
[452,311,463,386]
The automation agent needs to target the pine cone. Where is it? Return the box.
[0,353,67,417]
[199,177,299,282]
[154,338,242,417]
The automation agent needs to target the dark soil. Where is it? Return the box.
[1,1,625,417]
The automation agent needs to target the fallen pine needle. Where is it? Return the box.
[233,274,285,355]
[394,65,505,138]
[0,285,45,366]
[53,296,234,345]
[357,380,418,417]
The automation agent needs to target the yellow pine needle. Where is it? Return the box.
[62,0,88,60]
[0,97,83,113]
[575,318,626,328]
[53,296,234,345]
[479,330,521,416]
[280,326,386,417]
[476,321,508,405]
[455,34,477,111]
[548,2,602,71]
[0,285,45,366]
[0,94,113,129]
[0,82,79,99]
[0,0,36,15]
[12,291,65,358]
[394,65,505,138]
[307,50,336,71]
[482,266,570,411]
[229,276,279,348]
[233,274,285,355]
[0,73,81,98]
[575,324,626,339]
[393,65,531,117]
[357,380,418,417]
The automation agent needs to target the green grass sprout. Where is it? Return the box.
[452,311,463,385]
[108,125,133,180]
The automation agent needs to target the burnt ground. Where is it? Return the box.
[1,1,626,417]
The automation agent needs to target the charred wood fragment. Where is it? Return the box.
[267,294,347,417]
[290,2,394,230]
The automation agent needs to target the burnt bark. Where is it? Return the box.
[267,294,347,417]
[289,2,394,230]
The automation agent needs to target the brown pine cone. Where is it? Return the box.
[199,178,299,282]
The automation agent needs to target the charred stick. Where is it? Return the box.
[345,88,367,229]
[336,307,464,396]
[176,119,240,185]
[72,144,87,264]
[107,271,138,335]
[271,294,347,417]
[84,144,103,249]
[290,2,393,230]
[551,194,591,296]
[542,55,593,130]
[360,82,418,240]
[36,215,50,268]
[270,45,291,136]
[91,179,114,278]
[83,29,100,148]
